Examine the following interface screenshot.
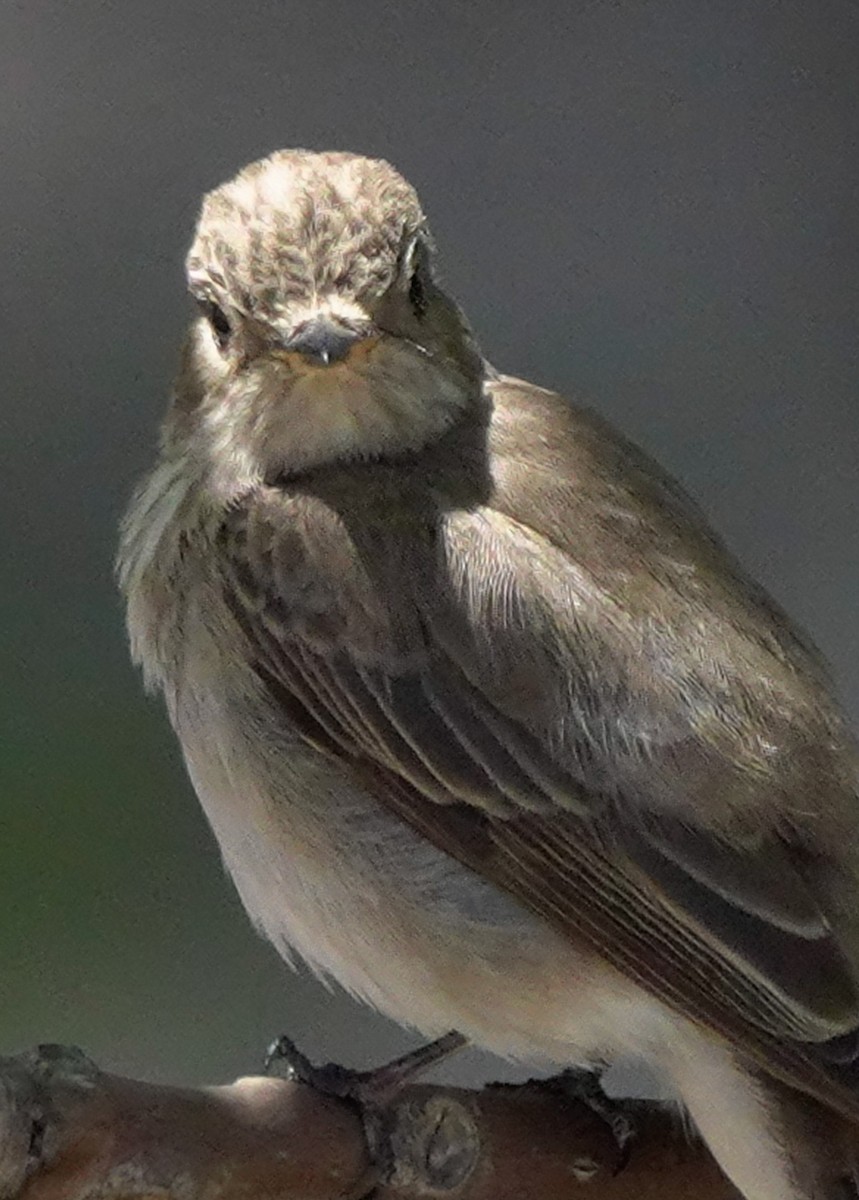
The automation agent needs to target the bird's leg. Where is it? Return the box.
[263,1030,468,1107]
[543,1066,637,1173]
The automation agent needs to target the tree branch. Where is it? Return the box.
[0,1044,738,1199]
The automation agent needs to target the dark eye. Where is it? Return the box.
[408,267,428,318]
[197,298,232,346]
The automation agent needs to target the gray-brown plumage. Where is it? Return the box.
[119,149,859,1199]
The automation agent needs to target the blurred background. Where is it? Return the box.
[2,0,857,1094]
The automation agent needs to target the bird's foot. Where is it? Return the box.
[546,1066,636,1174]
[263,1030,468,1108]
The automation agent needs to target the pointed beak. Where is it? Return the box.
[277,316,372,366]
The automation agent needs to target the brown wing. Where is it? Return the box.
[215,378,859,1120]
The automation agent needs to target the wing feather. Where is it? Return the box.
[214,376,859,1119]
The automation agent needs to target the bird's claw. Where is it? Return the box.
[549,1066,636,1174]
[263,1034,362,1097]
[263,1030,468,1108]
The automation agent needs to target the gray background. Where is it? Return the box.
[2,0,857,1092]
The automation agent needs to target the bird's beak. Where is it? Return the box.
[276,316,375,367]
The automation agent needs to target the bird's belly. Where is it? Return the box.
[174,681,675,1067]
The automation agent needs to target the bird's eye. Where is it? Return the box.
[197,298,232,347]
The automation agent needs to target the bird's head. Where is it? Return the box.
[166,149,485,490]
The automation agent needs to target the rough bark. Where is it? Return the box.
[0,1044,739,1200]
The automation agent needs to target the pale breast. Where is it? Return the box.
[120,455,678,1067]
[167,585,673,1067]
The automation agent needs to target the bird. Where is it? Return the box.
[119,148,859,1199]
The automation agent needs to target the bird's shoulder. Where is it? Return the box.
[483,374,837,686]
[485,374,765,598]
[219,372,830,692]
